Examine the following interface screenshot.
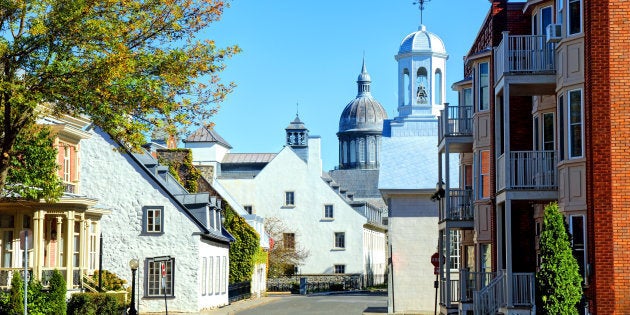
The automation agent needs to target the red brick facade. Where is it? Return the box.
[586,1,630,314]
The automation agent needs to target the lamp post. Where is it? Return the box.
[129,259,139,315]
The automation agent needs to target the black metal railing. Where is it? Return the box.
[228,281,252,303]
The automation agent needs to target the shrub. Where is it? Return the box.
[536,202,583,315]
[67,293,122,315]
[91,270,127,291]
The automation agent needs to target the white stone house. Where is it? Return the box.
[187,117,387,281]
[80,127,233,313]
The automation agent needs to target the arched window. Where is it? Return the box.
[435,69,443,105]
[416,67,428,104]
[358,138,365,163]
[368,137,376,163]
[342,141,348,164]
[350,140,356,163]
[403,69,410,106]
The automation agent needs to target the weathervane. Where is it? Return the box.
[413,0,431,25]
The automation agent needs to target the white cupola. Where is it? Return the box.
[395,24,448,118]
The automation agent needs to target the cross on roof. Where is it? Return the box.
[413,0,431,25]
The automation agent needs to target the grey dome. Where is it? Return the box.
[339,60,387,133]
[398,25,446,55]
[339,96,387,133]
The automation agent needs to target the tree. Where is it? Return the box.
[265,217,309,277]
[536,202,583,315]
[0,0,240,196]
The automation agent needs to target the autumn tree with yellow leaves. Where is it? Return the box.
[0,0,239,198]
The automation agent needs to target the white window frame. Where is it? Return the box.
[63,146,71,183]
[146,257,174,297]
[334,264,346,274]
[334,232,345,249]
[285,191,295,207]
[568,89,583,159]
[143,206,164,234]
[567,0,583,36]
[478,62,489,111]
[324,205,334,219]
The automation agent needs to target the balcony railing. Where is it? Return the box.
[442,188,474,221]
[440,278,461,307]
[494,32,555,80]
[497,150,557,191]
[438,105,473,140]
[460,269,496,302]
[473,270,535,314]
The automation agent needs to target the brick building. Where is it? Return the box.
[435,0,630,314]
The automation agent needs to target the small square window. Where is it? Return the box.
[143,206,164,234]
[243,206,253,215]
[324,205,334,219]
[334,232,345,249]
[285,192,295,206]
[334,265,345,274]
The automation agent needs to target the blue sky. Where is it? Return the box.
[205,1,491,171]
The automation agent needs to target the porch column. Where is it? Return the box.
[56,217,63,268]
[505,201,513,308]
[65,211,75,290]
[79,216,87,274]
[33,210,46,281]
[445,146,451,219]
[445,227,452,307]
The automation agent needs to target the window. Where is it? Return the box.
[350,140,356,163]
[557,0,564,25]
[283,233,295,250]
[244,206,253,215]
[368,137,376,163]
[479,150,490,199]
[88,223,98,270]
[63,146,71,183]
[558,95,565,161]
[403,68,410,105]
[143,206,164,234]
[146,257,174,297]
[570,215,587,283]
[358,138,365,163]
[478,62,489,111]
[435,69,443,105]
[442,230,461,270]
[334,265,346,274]
[416,67,428,104]
[568,89,583,158]
[285,192,295,206]
[463,88,472,106]
[543,113,555,151]
[324,205,334,219]
[334,232,345,249]
[73,222,80,268]
[568,0,582,35]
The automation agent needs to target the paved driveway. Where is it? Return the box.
[236,292,387,315]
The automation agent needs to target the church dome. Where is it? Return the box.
[339,60,387,133]
[398,25,446,55]
[339,96,387,133]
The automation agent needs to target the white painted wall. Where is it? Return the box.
[386,194,439,314]
[219,140,374,274]
[80,128,229,312]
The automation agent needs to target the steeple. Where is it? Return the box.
[357,57,372,97]
[285,114,308,148]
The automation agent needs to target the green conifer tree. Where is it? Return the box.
[536,202,583,314]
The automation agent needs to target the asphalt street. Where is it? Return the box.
[235,292,387,315]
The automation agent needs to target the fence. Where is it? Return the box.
[267,274,367,294]
[228,281,252,303]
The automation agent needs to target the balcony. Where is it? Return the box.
[494,32,556,91]
[438,105,473,153]
[441,188,474,223]
[497,150,557,191]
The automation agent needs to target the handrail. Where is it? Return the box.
[473,270,505,315]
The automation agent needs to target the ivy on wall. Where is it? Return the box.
[157,149,201,193]
[223,204,263,284]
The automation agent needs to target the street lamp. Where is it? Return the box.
[129,259,139,315]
